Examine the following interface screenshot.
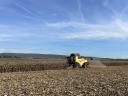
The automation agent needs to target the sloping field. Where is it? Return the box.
[101,60,128,66]
[0,58,67,72]
[0,67,128,96]
[88,60,128,67]
[0,58,128,72]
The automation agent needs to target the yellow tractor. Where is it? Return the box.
[67,53,89,68]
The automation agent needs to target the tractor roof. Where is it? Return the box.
[70,53,80,56]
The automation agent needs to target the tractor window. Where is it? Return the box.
[78,56,81,59]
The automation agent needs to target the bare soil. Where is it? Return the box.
[0,66,127,96]
[102,60,128,66]
[0,58,128,95]
[0,58,128,72]
[0,58,67,72]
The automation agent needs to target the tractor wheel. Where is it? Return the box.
[85,62,89,68]
[73,63,76,68]
[75,62,81,68]
[82,62,89,68]
[82,63,85,68]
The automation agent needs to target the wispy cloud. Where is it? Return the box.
[0,24,37,41]
[10,0,42,22]
[0,34,13,41]
[77,0,85,22]
[0,48,38,53]
[102,0,128,19]
[46,18,128,40]
[45,0,128,40]
[12,0,34,16]
[0,48,58,54]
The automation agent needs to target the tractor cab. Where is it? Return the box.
[67,53,89,68]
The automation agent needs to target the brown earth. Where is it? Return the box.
[102,60,128,66]
[88,60,128,67]
[0,58,128,72]
[0,66,128,96]
[0,58,128,95]
[0,58,67,72]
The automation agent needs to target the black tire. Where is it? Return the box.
[85,62,89,68]
[73,62,80,68]
[73,63,76,68]
[82,63,85,68]
[82,62,89,68]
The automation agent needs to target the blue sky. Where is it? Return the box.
[0,0,128,58]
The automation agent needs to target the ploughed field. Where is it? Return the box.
[0,67,128,96]
[0,58,67,72]
[0,58,128,72]
[0,58,128,95]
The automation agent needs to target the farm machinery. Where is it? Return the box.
[67,53,89,68]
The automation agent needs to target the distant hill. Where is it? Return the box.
[0,53,66,59]
[0,53,128,61]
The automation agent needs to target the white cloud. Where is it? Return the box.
[46,18,128,40]
[0,34,14,41]
[0,24,37,41]
[46,21,109,29]
[0,48,56,54]
[77,0,85,22]
[0,48,36,53]
[12,0,34,16]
